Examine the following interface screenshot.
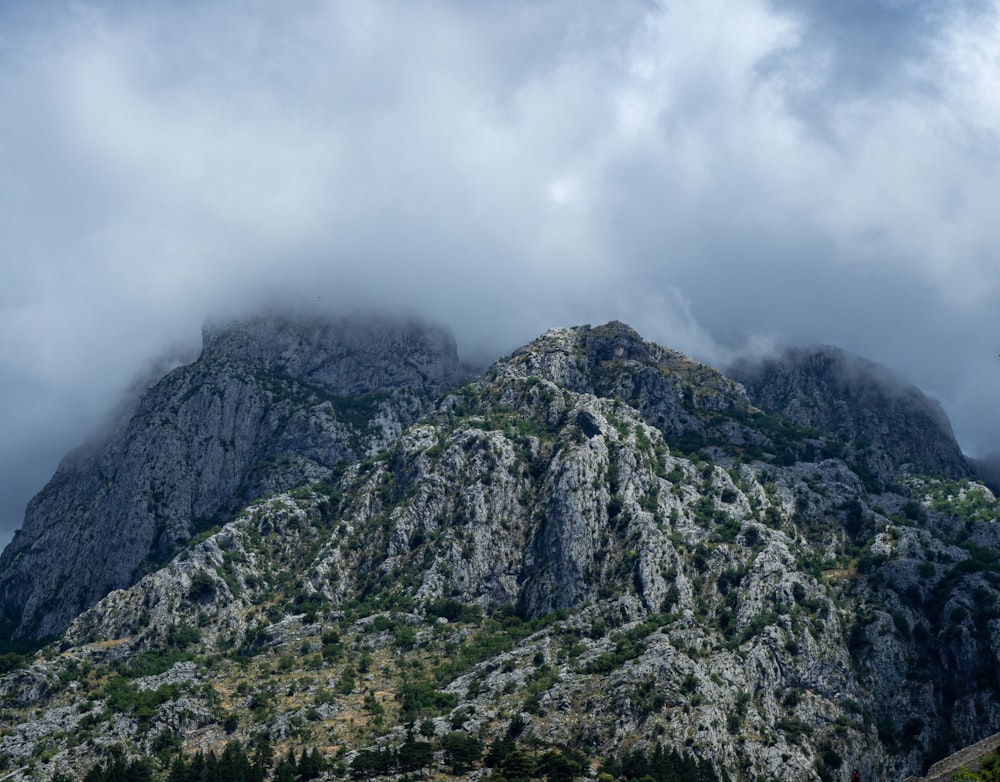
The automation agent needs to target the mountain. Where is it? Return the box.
[0,313,468,641]
[1,316,999,782]
[729,346,971,483]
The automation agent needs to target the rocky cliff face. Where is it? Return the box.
[0,313,467,641]
[729,346,970,482]
[0,318,996,782]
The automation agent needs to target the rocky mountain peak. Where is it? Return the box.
[200,312,465,395]
[0,312,468,642]
[505,321,696,386]
[501,322,753,441]
[729,345,969,479]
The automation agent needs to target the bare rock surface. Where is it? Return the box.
[0,313,468,640]
[0,318,997,782]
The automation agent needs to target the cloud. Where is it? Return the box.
[1,0,1000,547]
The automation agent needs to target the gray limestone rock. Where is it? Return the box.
[0,313,468,640]
[730,345,970,480]
[2,317,999,782]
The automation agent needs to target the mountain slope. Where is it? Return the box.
[729,346,970,482]
[0,313,468,641]
[0,318,998,782]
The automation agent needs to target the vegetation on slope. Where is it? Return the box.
[2,323,1000,782]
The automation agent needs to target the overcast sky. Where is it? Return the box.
[2,0,1000,549]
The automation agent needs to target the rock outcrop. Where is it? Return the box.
[503,322,755,437]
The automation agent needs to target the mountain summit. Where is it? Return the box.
[730,345,969,480]
[0,316,997,782]
[0,313,468,641]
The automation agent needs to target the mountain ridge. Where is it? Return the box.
[0,313,470,641]
[729,345,970,482]
[0,313,997,782]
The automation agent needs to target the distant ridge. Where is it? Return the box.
[730,344,970,480]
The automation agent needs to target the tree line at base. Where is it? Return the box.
[73,732,729,782]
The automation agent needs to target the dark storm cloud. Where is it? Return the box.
[2,0,1000,548]
[767,0,957,90]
